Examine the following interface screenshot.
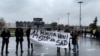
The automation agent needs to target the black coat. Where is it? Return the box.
[95,30,100,39]
[71,31,78,45]
[1,30,11,40]
[26,28,31,38]
[15,28,24,41]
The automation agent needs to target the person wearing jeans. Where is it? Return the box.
[73,40,79,51]
[26,26,33,50]
[15,27,24,54]
[71,30,79,52]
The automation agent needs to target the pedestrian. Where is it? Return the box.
[1,28,11,55]
[90,29,93,38]
[84,29,87,37]
[93,29,96,38]
[57,28,61,53]
[15,26,24,54]
[95,29,100,40]
[64,28,71,51]
[71,29,79,52]
[26,26,33,50]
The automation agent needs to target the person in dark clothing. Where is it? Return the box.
[1,28,11,54]
[84,29,87,37]
[71,30,79,52]
[15,27,24,53]
[26,27,33,50]
[95,29,100,39]
[57,28,61,53]
[90,29,93,38]
[64,29,71,51]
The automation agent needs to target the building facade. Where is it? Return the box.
[16,18,52,30]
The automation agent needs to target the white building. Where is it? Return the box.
[6,23,16,28]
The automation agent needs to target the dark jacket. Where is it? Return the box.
[26,28,31,38]
[1,30,11,40]
[15,28,24,41]
[95,30,100,39]
[71,31,78,45]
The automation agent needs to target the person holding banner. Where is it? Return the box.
[71,30,79,52]
[57,28,69,53]
[15,27,24,54]
[57,28,61,53]
[64,28,71,51]
[26,26,33,50]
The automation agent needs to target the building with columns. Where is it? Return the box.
[16,18,52,30]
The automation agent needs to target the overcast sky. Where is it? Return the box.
[0,0,100,26]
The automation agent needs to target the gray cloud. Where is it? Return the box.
[0,0,100,26]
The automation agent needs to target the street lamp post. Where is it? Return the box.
[67,13,70,26]
[78,1,83,29]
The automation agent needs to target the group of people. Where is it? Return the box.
[90,29,100,39]
[0,26,80,55]
[0,26,32,55]
[57,28,79,53]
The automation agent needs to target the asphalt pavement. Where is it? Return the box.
[0,36,100,56]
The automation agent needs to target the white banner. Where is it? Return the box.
[30,30,71,48]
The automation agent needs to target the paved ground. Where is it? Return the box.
[0,36,100,56]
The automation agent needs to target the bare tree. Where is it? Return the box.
[0,17,6,28]
[51,22,57,30]
[58,24,64,30]
[89,16,98,30]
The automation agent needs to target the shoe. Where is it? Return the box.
[15,51,18,54]
[28,48,30,51]
[73,50,77,53]
[77,49,79,51]
[72,49,76,52]
[6,51,9,54]
[65,48,67,52]
[21,50,23,53]
[1,52,3,55]
[69,48,71,50]
[72,49,74,51]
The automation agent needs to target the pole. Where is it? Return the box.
[78,1,83,29]
[67,13,70,26]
